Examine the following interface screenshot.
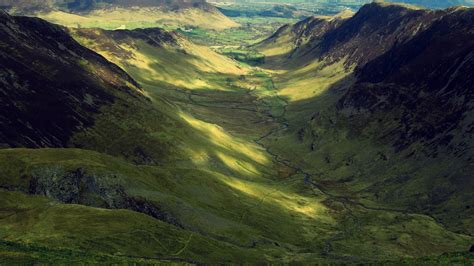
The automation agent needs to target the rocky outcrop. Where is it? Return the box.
[2,165,182,227]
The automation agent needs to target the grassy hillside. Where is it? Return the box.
[0,0,239,30]
[38,7,238,30]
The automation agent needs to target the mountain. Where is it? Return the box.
[0,0,238,30]
[256,2,474,236]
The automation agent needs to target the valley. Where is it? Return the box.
[0,1,473,264]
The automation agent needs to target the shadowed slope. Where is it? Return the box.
[257,2,474,237]
[0,11,143,148]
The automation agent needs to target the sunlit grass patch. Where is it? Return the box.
[180,112,270,166]
[221,176,330,220]
[275,59,355,102]
[72,31,248,92]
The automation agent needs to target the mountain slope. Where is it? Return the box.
[257,3,444,67]
[0,10,143,148]
[0,11,286,263]
[257,2,474,236]
[335,6,474,232]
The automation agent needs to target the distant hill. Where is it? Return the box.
[0,0,238,30]
[219,4,315,19]
[0,0,215,12]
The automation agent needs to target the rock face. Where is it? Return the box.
[25,166,182,227]
[0,11,142,148]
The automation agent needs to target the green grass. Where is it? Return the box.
[0,239,177,264]
[217,48,265,66]
[0,188,266,264]
[179,16,297,46]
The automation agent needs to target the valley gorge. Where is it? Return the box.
[0,1,473,264]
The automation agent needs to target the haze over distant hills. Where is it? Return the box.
[0,0,216,12]
[212,0,474,9]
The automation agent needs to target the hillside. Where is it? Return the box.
[0,0,238,30]
[256,2,474,236]
[0,10,144,148]
[0,2,473,264]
